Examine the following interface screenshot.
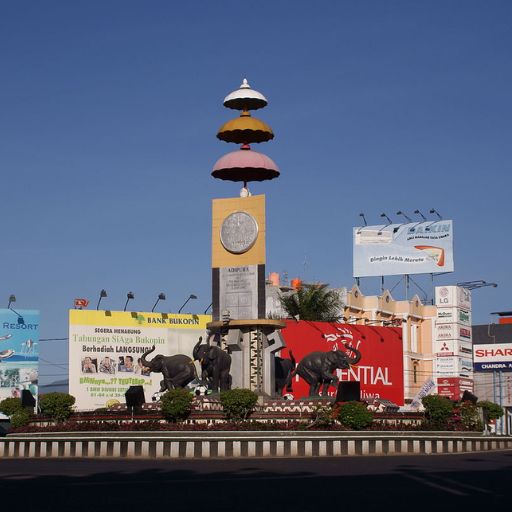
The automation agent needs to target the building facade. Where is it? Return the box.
[472,323,512,435]
[343,285,436,402]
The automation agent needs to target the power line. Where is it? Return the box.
[39,358,69,370]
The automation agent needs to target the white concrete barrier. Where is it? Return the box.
[1,431,511,459]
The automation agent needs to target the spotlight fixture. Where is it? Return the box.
[152,292,166,312]
[429,208,443,220]
[457,281,498,291]
[359,213,367,226]
[380,213,393,225]
[96,289,107,310]
[396,211,412,223]
[178,294,198,314]
[413,209,427,221]
[124,291,135,312]
[7,295,24,325]
[204,302,213,314]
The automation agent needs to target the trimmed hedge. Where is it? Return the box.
[336,401,373,430]
[0,397,24,416]
[39,393,76,423]
[220,389,258,421]
[160,389,194,422]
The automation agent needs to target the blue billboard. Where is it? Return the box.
[0,309,39,402]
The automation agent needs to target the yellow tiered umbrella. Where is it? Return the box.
[217,111,274,144]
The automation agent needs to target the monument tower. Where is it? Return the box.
[208,79,285,395]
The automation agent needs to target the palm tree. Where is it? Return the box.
[279,284,342,322]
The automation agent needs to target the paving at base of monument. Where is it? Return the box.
[2,430,511,459]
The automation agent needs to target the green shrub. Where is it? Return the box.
[220,389,258,421]
[457,401,482,431]
[422,394,454,430]
[478,400,504,421]
[0,397,24,416]
[160,389,194,422]
[336,401,373,430]
[10,409,32,428]
[39,393,76,423]
[308,404,336,429]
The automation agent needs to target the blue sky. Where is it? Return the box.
[1,1,511,384]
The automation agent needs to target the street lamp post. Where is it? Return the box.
[96,289,107,310]
[152,293,166,312]
[124,292,135,312]
[178,294,197,314]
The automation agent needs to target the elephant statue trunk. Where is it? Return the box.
[140,346,156,369]
[342,343,362,366]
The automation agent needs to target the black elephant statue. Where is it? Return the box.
[140,346,197,392]
[192,336,232,393]
[295,345,361,397]
[274,351,296,396]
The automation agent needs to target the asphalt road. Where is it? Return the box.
[1,452,511,511]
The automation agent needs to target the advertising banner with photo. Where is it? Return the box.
[473,343,512,372]
[353,221,454,277]
[280,321,404,405]
[0,309,39,402]
[69,310,211,410]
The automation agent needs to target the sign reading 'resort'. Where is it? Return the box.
[473,343,512,372]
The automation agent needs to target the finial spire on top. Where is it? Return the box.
[223,79,268,111]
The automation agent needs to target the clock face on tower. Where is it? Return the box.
[220,211,259,254]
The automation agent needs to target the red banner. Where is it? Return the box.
[280,321,404,405]
[437,377,474,401]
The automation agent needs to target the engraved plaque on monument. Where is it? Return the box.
[219,265,258,319]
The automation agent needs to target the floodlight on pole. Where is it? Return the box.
[204,302,212,314]
[178,294,197,314]
[457,280,498,291]
[151,292,166,312]
[430,208,443,220]
[96,289,107,310]
[359,213,367,226]
[124,291,135,312]
[7,295,24,325]
[396,211,412,223]
[380,212,393,225]
[413,209,427,221]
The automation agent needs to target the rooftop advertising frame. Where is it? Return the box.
[353,220,454,278]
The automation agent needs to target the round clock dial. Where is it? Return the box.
[220,211,259,254]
